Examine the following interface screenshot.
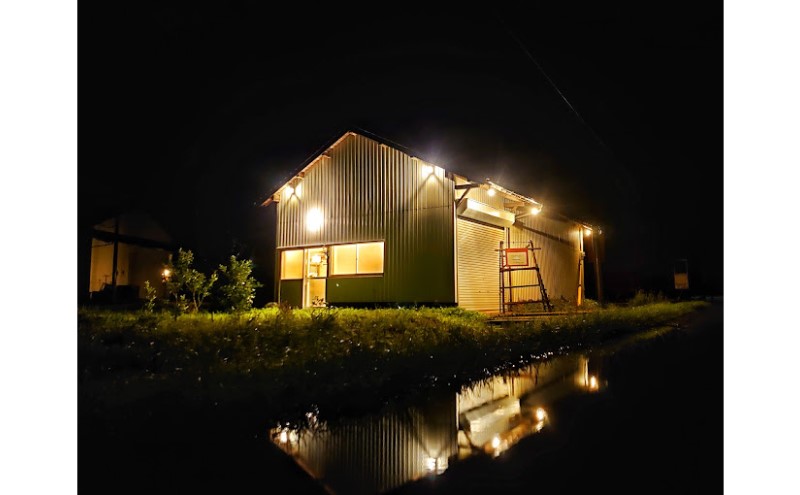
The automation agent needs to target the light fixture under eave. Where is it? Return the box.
[583,227,592,236]
[530,206,541,215]
[486,187,496,197]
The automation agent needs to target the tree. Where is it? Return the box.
[218,255,262,312]
[164,248,218,313]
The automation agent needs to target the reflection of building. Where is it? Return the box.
[88,213,173,303]
[275,395,457,495]
[262,131,591,311]
[274,353,605,493]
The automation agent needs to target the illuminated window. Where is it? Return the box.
[331,244,357,275]
[280,249,303,279]
[357,242,384,274]
[330,242,384,275]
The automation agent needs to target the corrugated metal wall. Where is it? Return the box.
[292,397,457,495]
[276,133,456,304]
[456,218,503,312]
[508,215,583,303]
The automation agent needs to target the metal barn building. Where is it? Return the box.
[262,131,590,312]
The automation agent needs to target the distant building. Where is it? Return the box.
[88,213,173,303]
[262,131,593,312]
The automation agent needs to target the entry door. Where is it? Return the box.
[303,247,328,308]
[457,218,504,312]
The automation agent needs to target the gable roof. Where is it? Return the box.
[258,129,599,230]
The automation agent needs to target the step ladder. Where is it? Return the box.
[498,240,552,313]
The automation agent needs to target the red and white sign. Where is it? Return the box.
[504,248,529,267]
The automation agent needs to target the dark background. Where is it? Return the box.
[79,2,722,302]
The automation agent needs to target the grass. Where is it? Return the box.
[79,301,708,427]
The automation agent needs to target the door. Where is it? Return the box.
[303,247,328,307]
[457,218,504,312]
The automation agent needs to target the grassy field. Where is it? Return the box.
[79,301,708,425]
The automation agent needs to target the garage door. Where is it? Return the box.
[457,218,504,312]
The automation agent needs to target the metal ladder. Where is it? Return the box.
[498,240,552,313]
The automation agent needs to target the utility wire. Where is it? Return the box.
[494,12,637,201]
[496,15,612,155]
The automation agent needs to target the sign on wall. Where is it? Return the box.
[504,248,529,267]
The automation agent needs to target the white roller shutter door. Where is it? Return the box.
[457,218,503,312]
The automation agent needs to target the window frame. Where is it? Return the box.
[328,241,385,277]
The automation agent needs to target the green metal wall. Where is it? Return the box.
[276,132,456,305]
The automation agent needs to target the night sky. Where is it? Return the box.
[80,2,722,299]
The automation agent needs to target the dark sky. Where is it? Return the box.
[80,2,722,298]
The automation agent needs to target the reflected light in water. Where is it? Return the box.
[425,456,448,474]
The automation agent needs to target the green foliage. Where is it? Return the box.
[164,248,218,313]
[218,255,262,312]
[629,289,667,307]
[142,280,157,313]
[79,301,708,420]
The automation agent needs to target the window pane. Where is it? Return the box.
[281,249,303,279]
[306,247,327,278]
[331,244,357,275]
[357,242,384,274]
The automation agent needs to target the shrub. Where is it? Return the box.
[164,248,218,313]
[218,256,262,312]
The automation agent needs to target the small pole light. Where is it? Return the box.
[162,268,171,280]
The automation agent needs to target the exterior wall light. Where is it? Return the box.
[420,164,433,178]
[535,407,547,421]
[583,227,592,236]
[306,208,324,233]
[530,206,541,215]
[487,188,496,197]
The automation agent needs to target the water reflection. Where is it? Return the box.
[271,353,605,495]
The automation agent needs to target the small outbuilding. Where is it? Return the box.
[262,131,592,312]
[87,213,173,303]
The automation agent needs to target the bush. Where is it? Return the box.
[218,256,262,312]
[628,290,667,307]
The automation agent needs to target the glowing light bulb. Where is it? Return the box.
[583,228,591,236]
[589,376,599,390]
[531,207,541,215]
[279,430,288,443]
[535,407,547,421]
[487,188,496,197]
[491,435,501,449]
[306,208,323,233]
